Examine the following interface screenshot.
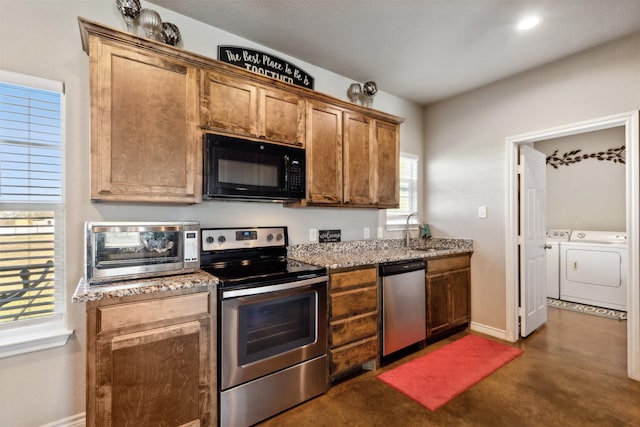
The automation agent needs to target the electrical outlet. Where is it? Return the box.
[309,228,318,242]
[364,227,370,239]
[478,206,487,218]
[377,227,383,238]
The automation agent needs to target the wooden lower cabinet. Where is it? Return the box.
[328,267,379,379]
[426,254,471,340]
[86,289,216,427]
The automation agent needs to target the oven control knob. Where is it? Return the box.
[218,236,226,243]
[267,233,274,242]
[206,236,214,244]
[276,233,283,241]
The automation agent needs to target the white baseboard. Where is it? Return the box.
[470,321,509,341]
[40,413,85,427]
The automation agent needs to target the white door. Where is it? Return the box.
[519,145,547,337]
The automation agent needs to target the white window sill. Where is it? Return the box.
[386,224,420,232]
[0,318,73,358]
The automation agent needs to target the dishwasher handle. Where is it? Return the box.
[379,259,426,276]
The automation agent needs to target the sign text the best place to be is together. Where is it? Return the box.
[218,46,314,90]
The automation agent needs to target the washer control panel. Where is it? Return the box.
[569,230,627,244]
[546,229,571,242]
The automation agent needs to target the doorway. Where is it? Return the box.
[504,111,640,381]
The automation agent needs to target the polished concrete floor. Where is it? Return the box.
[260,307,640,427]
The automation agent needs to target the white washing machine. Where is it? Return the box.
[560,230,627,311]
[546,229,571,299]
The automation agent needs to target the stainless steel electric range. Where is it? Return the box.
[199,226,328,427]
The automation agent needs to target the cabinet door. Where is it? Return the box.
[90,38,200,203]
[374,120,400,207]
[426,272,451,337]
[330,312,378,348]
[305,101,343,203]
[258,88,305,146]
[201,71,258,136]
[450,268,471,326]
[330,336,378,376]
[330,285,378,320]
[95,320,211,427]
[330,266,377,292]
[343,112,375,205]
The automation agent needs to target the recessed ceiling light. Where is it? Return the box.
[517,16,540,31]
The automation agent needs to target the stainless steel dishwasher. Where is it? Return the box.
[379,259,427,356]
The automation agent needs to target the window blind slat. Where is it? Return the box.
[0,210,57,322]
[387,153,419,227]
[0,74,63,324]
[0,81,62,205]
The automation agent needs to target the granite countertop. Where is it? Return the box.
[288,237,473,270]
[73,238,472,301]
[72,270,219,303]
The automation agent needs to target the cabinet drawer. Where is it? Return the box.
[98,292,210,334]
[427,254,470,273]
[330,336,378,375]
[330,312,378,348]
[330,267,377,292]
[330,286,377,319]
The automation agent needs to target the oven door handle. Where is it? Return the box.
[221,275,327,299]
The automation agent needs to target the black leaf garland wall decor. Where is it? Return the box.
[546,145,625,169]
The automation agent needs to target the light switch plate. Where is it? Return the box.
[377,227,383,238]
[309,228,318,242]
[478,206,487,218]
[364,227,370,239]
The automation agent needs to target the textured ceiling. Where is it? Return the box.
[151,0,640,105]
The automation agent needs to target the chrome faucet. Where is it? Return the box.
[405,212,420,247]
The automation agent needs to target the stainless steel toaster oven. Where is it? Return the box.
[85,221,200,284]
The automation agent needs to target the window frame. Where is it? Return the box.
[386,152,419,231]
[0,69,71,358]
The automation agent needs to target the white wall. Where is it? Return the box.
[534,126,626,231]
[0,1,423,425]
[423,32,640,332]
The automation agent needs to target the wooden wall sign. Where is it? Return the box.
[218,45,314,89]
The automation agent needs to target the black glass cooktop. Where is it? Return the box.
[201,257,326,288]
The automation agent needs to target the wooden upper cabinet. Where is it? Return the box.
[341,114,400,207]
[303,107,400,208]
[374,119,400,208]
[201,71,305,146]
[305,100,343,204]
[79,18,402,206]
[89,37,200,203]
[258,87,305,146]
[201,71,258,136]
[343,112,375,205]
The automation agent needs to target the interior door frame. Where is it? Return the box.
[505,111,640,381]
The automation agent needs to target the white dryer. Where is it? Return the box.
[560,230,627,311]
[546,229,571,299]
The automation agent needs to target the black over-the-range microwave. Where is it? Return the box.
[203,133,306,202]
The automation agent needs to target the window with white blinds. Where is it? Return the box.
[386,153,419,229]
[0,70,64,326]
